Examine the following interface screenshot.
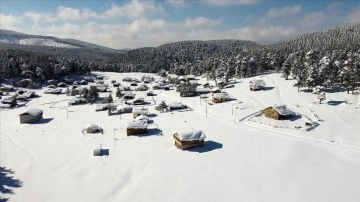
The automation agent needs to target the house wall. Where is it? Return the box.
[20,114,42,123]
[127,128,148,136]
[264,108,280,120]
[173,136,205,150]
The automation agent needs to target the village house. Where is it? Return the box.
[1,96,17,107]
[0,84,14,92]
[19,108,43,123]
[212,92,231,103]
[127,120,148,136]
[132,107,148,118]
[264,105,293,120]
[249,79,266,91]
[173,130,206,150]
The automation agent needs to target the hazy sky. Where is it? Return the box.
[1,0,359,49]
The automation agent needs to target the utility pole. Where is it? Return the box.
[232,103,234,115]
[206,104,207,118]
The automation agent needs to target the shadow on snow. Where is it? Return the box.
[0,167,23,201]
[188,140,223,153]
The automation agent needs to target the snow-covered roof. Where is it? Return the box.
[1,96,15,103]
[117,104,132,111]
[20,108,43,116]
[127,120,148,129]
[132,107,148,114]
[196,87,211,93]
[124,92,135,97]
[135,115,149,121]
[133,97,144,102]
[84,124,100,130]
[169,101,185,108]
[174,130,206,141]
[212,92,230,99]
[249,79,266,86]
[271,105,293,116]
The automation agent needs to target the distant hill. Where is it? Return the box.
[0,29,119,52]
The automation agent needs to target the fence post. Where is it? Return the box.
[206,104,207,118]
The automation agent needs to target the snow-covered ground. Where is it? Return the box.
[1,72,360,202]
[0,38,80,48]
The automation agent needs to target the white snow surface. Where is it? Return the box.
[0,37,80,48]
[1,72,360,202]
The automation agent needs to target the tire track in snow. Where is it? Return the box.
[3,132,38,161]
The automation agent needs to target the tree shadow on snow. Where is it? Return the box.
[188,141,223,153]
[0,167,23,201]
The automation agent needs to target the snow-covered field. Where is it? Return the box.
[0,38,80,48]
[1,72,360,202]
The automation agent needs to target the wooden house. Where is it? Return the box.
[68,97,87,105]
[1,96,17,107]
[19,79,33,87]
[264,105,293,120]
[132,107,148,118]
[82,124,102,134]
[173,130,206,150]
[249,79,266,91]
[212,92,231,103]
[47,79,58,85]
[0,85,14,92]
[131,97,145,105]
[19,108,43,123]
[127,120,148,136]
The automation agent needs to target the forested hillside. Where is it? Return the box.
[0,23,359,90]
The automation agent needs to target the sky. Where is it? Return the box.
[0,0,359,49]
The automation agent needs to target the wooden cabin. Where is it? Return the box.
[132,107,148,118]
[264,105,293,120]
[173,130,206,150]
[127,120,148,136]
[212,92,231,103]
[19,108,43,123]
[249,79,266,91]
[1,96,17,107]
[83,124,102,134]
[0,85,14,92]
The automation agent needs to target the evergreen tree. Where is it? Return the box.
[116,87,121,98]
[87,85,99,103]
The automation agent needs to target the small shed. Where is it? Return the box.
[123,92,135,99]
[19,79,33,87]
[19,108,43,123]
[83,124,102,134]
[212,92,231,103]
[132,107,148,118]
[0,85,14,92]
[196,87,211,95]
[169,101,187,110]
[117,104,133,113]
[47,79,58,85]
[173,130,206,150]
[249,79,266,91]
[132,97,145,105]
[68,97,87,105]
[127,120,148,136]
[135,115,149,122]
[264,105,293,120]
[1,96,17,107]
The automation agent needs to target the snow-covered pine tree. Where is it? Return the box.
[281,53,294,80]
[305,50,320,89]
